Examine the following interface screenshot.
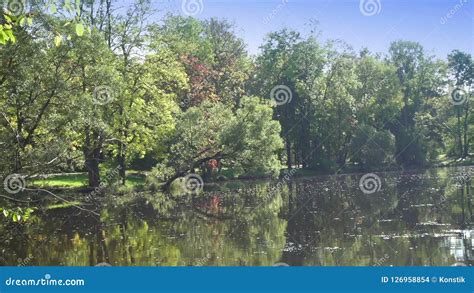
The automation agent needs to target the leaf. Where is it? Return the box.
[75,22,84,37]
[27,17,33,26]
[54,35,62,47]
[12,214,18,222]
[51,4,57,13]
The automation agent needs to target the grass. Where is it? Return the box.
[31,174,88,188]
[46,201,83,210]
[30,172,146,188]
[28,158,473,190]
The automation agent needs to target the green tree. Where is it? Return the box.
[387,41,446,166]
[349,125,395,169]
[161,97,283,188]
[447,50,473,158]
[150,16,250,109]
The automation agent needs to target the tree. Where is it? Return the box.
[66,30,120,188]
[252,29,301,169]
[447,50,473,158]
[349,125,395,169]
[150,16,250,109]
[160,97,283,188]
[387,41,446,167]
[0,17,76,178]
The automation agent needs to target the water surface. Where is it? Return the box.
[1,166,472,266]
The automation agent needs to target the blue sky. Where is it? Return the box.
[147,0,473,58]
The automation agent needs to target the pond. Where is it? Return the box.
[0,166,472,266]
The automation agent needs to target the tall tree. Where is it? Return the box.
[387,41,445,167]
[448,50,473,158]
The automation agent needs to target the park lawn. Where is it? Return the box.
[30,172,146,188]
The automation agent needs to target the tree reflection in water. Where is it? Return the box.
[0,167,472,266]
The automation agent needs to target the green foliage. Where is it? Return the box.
[0,1,471,197]
[0,207,34,222]
[149,16,251,108]
[1,0,87,46]
[387,41,447,166]
[161,96,283,180]
[349,125,395,169]
[221,97,284,176]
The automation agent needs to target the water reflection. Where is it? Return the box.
[0,166,472,266]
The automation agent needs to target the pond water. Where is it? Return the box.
[1,166,472,266]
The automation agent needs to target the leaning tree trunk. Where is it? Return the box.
[162,152,223,191]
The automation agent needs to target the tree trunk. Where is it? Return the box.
[162,152,223,191]
[117,142,126,185]
[456,109,463,158]
[462,106,469,158]
[85,151,100,188]
[84,130,101,188]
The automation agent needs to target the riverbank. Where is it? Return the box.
[24,155,473,192]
